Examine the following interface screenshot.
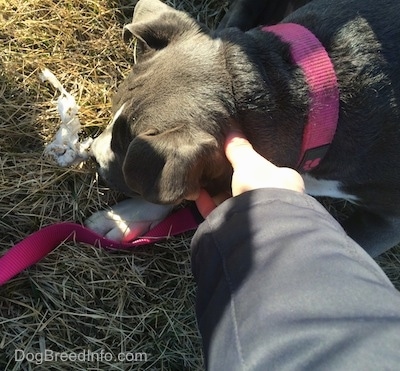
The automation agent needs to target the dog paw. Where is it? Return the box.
[85,196,173,242]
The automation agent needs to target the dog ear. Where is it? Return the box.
[122,128,223,204]
[122,0,200,52]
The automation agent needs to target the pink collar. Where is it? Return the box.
[263,23,339,171]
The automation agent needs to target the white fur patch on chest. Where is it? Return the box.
[302,174,359,203]
[91,103,126,168]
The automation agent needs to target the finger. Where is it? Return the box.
[195,189,217,218]
[224,131,257,168]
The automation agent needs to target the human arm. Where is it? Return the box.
[192,133,400,370]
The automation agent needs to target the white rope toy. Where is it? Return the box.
[39,68,93,167]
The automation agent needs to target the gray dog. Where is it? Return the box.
[88,0,400,257]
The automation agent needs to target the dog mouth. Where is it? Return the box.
[94,164,139,198]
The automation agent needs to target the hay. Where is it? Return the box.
[0,0,226,369]
[0,0,399,370]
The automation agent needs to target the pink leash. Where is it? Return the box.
[0,206,200,286]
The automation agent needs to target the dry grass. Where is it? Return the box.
[0,0,399,370]
[0,0,227,369]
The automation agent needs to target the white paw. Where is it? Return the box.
[85,196,173,242]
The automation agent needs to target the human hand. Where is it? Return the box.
[225,131,305,196]
[195,131,305,218]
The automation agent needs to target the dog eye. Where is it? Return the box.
[144,129,158,136]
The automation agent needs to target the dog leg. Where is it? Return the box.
[217,0,310,31]
[217,0,287,31]
[343,210,400,257]
[85,196,173,242]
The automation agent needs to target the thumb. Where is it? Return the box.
[225,131,275,172]
[195,189,217,218]
[224,130,305,196]
[224,131,258,169]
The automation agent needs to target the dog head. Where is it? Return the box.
[91,0,235,204]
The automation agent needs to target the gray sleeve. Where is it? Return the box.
[191,188,400,371]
